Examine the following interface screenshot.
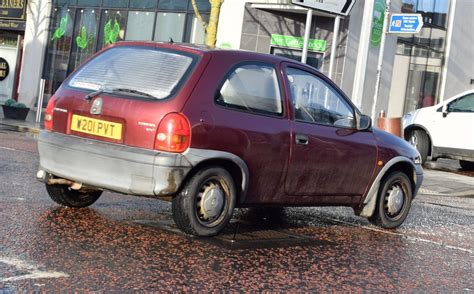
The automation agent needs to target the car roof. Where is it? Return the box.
[111,41,309,67]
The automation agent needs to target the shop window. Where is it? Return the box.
[69,9,100,71]
[158,0,188,10]
[54,0,77,6]
[43,7,76,97]
[97,10,127,49]
[125,11,155,41]
[77,0,101,6]
[155,12,186,42]
[188,0,211,12]
[184,14,207,44]
[102,0,128,8]
[129,0,156,9]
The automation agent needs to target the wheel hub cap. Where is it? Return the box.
[387,186,404,215]
[199,184,224,221]
[409,134,418,148]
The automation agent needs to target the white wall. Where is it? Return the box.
[17,0,51,108]
[441,0,474,101]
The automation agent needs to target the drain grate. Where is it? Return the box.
[133,219,330,250]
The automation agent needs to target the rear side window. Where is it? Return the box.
[216,64,283,116]
[68,46,196,99]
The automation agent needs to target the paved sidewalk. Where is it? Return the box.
[1,109,473,197]
[0,108,41,133]
[419,169,474,197]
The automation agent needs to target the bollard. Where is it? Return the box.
[376,110,402,137]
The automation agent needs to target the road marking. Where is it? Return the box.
[327,218,473,254]
[0,146,16,151]
[0,257,69,282]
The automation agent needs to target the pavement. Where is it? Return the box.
[1,108,473,198]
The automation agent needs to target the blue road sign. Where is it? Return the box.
[388,14,423,34]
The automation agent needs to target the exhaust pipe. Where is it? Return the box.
[37,169,83,190]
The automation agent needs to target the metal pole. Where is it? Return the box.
[328,15,341,80]
[36,79,46,125]
[371,0,391,120]
[301,9,313,64]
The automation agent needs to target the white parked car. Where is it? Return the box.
[402,89,474,170]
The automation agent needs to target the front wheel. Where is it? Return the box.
[172,166,237,237]
[459,160,474,171]
[408,129,429,163]
[369,171,413,229]
[46,184,102,208]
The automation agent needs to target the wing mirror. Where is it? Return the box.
[357,114,372,131]
[442,104,449,117]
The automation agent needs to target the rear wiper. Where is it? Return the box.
[85,88,156,101]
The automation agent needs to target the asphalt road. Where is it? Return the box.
[0,130,473,292]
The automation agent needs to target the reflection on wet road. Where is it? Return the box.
[0,132,472,291]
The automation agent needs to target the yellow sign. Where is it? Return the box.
[71,114,123,140]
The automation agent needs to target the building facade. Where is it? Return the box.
[1,0,473,120]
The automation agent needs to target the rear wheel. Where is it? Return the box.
[172,166,237,237]
[46,184,102,208]
[408,129,429,163]
[369,171,413,229]
[459,160,474,171]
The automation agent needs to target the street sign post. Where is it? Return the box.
[291,0,356,16]
[388,13,423,34]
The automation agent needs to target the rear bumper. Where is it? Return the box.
[37,131,192,196]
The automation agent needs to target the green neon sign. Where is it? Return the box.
[52,15,68,41]
[271,34,327,52]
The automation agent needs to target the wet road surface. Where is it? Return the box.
[0,131,473,291]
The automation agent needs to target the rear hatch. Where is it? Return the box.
[49,43,206,150]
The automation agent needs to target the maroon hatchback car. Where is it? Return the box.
[37,42,423,236]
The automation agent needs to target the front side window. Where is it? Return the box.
[216,64,283,116]
[286,67,354,128]
[448,94,474,112]
[68,46,195,99]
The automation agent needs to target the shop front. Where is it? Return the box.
[0,0,26,104]
[42,0,211,101]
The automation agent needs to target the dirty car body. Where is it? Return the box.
[37,42,423,236]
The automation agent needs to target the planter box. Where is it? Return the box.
[2,105,30,120]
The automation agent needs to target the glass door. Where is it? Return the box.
[0,32,20,103]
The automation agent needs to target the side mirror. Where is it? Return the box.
[442,104,449,118]
[357,114,372,131]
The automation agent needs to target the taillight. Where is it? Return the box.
[154,113,191,153]
[44,96,57,131]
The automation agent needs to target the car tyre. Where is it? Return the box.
[459,160,474,171]
[172,166,237,237]
[46,184,102,208]
[369,171,413,229]
[409,130,429,163]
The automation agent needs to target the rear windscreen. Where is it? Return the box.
[68,46,196,99]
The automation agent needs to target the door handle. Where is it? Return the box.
[295,134,309,145]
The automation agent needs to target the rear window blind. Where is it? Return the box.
[68,46,195,99]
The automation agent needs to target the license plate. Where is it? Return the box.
[71,114,123,140]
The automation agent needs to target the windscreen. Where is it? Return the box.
[68,46,195,99]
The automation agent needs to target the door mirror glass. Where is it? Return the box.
[357,114,372,130]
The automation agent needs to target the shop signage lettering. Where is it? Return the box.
[0,0,26,20]
[370,0,386,47]
[0,58,10,82]
[271,34,327,52]
[0,19,25,30]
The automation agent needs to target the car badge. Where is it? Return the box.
[90,97,103,115]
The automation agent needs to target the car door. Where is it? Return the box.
[431,93,474,153]
[283,64,377,197]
